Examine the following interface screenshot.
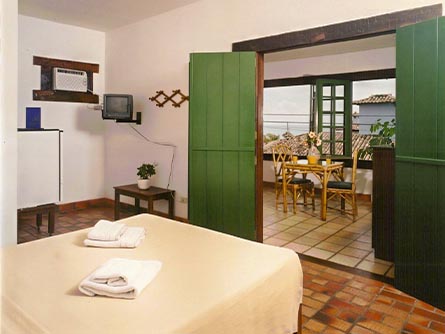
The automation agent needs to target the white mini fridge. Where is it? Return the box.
[17,129,62,209]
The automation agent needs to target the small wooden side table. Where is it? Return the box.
[17,203,56,235]
[114,184,175,220]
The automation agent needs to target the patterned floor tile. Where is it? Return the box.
[330,254,362,267]
[356,260,391,275]
[304,247,335,260]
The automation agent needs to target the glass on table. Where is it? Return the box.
[325,155,332,165]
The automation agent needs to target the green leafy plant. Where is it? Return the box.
[358,118,396,159]
[137,163,157,179]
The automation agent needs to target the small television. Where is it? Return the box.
[102,94,133,120]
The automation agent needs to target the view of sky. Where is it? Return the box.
[263,79,396,136]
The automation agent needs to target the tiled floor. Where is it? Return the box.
[17,202,445,333]
[301,260,445,334]
[263,184,395,278]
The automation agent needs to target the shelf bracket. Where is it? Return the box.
[115,112,142,125]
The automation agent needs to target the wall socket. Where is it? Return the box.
[178,196,188,204]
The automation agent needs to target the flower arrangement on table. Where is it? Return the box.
[305,131,322,148]
[305,131,322,164]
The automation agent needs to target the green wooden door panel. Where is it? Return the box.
[222,151,240,236]
[394,162,414,293]
[436,169,445,306]
[395,25,414,157]
[206,150,223,232]
[189,52,256,241]
[239,151,255,239]
[189,151,208,228]
[222,54,240,149]
[239,53,256,148]
[413,20,438,159]
[189,54,208,149]
[395,17,445,309]
[206,55,224,148]
[438,19,445,160]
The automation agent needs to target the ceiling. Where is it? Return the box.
[19,1,396,62]
[265,34,396,63]
[19,0,201,31]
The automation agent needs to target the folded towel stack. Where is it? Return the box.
[87,220,127,241]
[78,258,162,299]
[84,220,145,248]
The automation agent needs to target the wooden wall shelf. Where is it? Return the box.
[33,90,99,103]
[33,56,99,104]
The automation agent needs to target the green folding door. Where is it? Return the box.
[189,52,257,241]
[396,17,445,309]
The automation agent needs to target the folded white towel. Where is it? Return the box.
[87,220,127,241]
[78,258,162,299]
[84,227,145,248]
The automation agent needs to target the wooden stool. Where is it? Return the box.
[17,203,56,235]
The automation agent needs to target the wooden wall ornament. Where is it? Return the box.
[149,89,189,108]
[32,56,99,104]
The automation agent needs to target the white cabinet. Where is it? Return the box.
[17,130,62,209]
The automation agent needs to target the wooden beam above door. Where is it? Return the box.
[232,4,442,53]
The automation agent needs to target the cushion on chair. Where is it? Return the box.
[289,178,312,185]
[327,181,352,189]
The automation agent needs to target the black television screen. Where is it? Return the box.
[102,94,133,120]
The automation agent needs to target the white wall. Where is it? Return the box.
[265,47,396,80]
[105,0,441,218]
[18,15,106,203]
[359,104,396,134]
[0,0,18,246]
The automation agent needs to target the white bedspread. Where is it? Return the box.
[1,214,303,334]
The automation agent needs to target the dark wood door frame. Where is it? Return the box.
[233,4,441,53]
[231,4,442,242]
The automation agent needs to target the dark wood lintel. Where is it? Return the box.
[33,56,99,73]
[232,4,442,52]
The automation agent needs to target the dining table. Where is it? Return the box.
[282,159,344,220]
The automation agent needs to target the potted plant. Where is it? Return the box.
[137,163,157,190]
[358,118,395,159]
[359,118,396,262]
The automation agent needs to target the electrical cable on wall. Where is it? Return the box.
[128,125,176,190]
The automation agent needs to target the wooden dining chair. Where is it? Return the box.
[272,144,315,213]
[326,150,358,219]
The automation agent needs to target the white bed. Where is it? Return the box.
[1,214,303,334]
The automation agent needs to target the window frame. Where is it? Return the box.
[316,79,352,158]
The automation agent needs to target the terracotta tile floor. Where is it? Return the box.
[263,184,395,279]
[18,201,444,333]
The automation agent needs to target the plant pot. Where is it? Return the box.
[137,179,151,190]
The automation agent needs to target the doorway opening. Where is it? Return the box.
[231,3,440,280]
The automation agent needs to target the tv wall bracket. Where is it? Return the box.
[115,112,142,125]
